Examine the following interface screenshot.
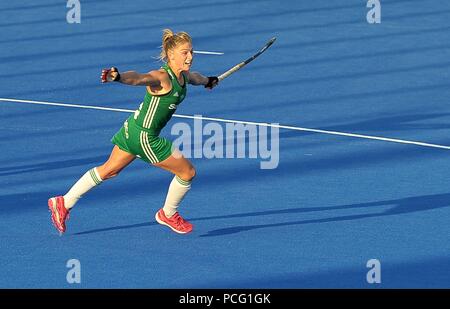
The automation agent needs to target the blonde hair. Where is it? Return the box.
[159,29,192,62]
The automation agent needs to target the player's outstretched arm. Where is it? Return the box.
[101,67,162,87]
[188,71,218,89]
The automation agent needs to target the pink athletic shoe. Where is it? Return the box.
[155,209,193,234]
[48,196,70,234]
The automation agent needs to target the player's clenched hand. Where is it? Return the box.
[101,67,120,83]
[204,76,219,89]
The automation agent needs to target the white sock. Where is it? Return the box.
[162,176,192,217]
[63,168,103,209]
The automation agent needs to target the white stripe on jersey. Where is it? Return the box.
[144,97,160,129]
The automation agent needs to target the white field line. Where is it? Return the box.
[193,50,224,55]
[1,97,450,150]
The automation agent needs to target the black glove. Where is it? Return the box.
[205,76,219,89]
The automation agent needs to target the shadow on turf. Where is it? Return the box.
[199,192,450,236]
[0,155,107,176]
[74,221,157,235]
[72,192,450,236]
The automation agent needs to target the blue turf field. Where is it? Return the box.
[0,0,449,288]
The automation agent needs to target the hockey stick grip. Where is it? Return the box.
[218,62,245,81]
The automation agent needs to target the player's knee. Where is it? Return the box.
[189,167,196,180]
[180,166,196,182]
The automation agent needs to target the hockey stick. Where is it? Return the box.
[217,37,276,82]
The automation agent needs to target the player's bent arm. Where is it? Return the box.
[119,70,163,87]
[187,71,209,86]
[188,71,219,89]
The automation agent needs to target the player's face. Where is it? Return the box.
[170,42,193,73]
